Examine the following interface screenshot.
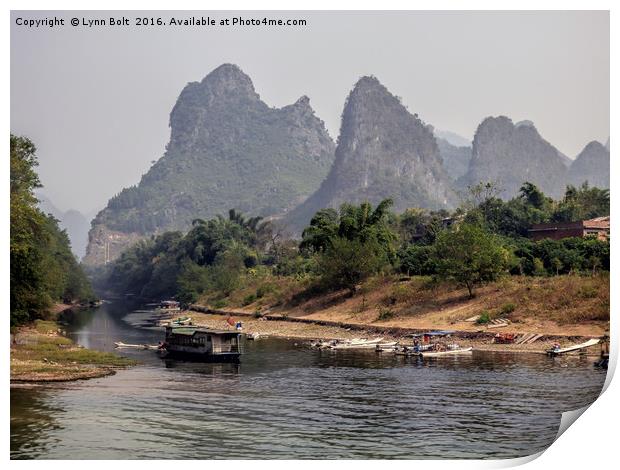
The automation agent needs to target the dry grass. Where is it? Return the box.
[11,322,136,382]
[370,274,610,326]
[195,272,609,338]
[198,270,311,312]
[244,273,610,337]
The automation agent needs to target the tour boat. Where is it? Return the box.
[161,326,242,362]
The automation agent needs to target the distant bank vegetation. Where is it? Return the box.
[10,135,94,326]
[96,179,609,312]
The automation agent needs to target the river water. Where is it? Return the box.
[10,302,607,459]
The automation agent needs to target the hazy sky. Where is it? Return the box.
[11,10,609,214]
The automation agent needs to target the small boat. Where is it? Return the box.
[330,338,387,350]
[156,300,181,313]
[375,342,399,352]
[351,337,384,344]
[420,347,473,358]
[170,316,192,326]
[546,338,600,356]
[246,333,260,340]
[114,341,160,350]
[311,337,385,349]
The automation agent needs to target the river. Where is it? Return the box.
[10,302,606,459]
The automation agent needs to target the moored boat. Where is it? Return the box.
[157,300,181,313]
[394,346,420,356]
[114,341,160,350]
[169,316,192,326]
[310,337,385,349]
[546,338,600,356]
[161,326,242,362]
[420,347,473,358]
[329,338,387,350]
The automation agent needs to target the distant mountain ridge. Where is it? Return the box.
[283,76,456,232]
[568,140,610,189]
[434,129,471,148]
[463,116,608,198]
[435,137,472,182]
[37,193,90,259]
[82,65,609,265]
[84,64,335,265]
[464,116,569,199]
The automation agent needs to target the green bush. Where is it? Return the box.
[213,299,228,309]
[476,311,491,324]
[499,303,516,315]
[242,294,257,306]
[377,307,395,321]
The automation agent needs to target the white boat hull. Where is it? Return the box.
[547,338,600,356]
[421,347,473,358]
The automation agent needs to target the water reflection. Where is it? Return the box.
[10,302,607,460]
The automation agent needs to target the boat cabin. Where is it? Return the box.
[163,326,241,362]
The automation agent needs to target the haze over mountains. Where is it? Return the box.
[84,64,609,265]
[84,64,335,264]
[284,76,456,231]
[464,117,572,199]
[37,193,92,259]
[568,140,610,189]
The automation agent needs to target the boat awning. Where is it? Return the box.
[167,327,240,337]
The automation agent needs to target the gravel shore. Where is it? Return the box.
[187,312,603,355]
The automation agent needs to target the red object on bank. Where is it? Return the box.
[226,316,235,327]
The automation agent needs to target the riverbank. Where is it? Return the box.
[10,319,136,383]
[184,311,604,355]
[186,274,608,354]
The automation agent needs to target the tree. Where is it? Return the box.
[300,208,339,253]
[317,237,388,294]
[301,199,397,260]
[552,183,610,222]
[433,223,509,298]
[10,134,94,325]
[461,181,503,211]
[463,181,553,238]
[396,208,449,245]
[519,182,551,211]
[397,244,436,276]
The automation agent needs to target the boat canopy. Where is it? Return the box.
[166,326,240,337]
